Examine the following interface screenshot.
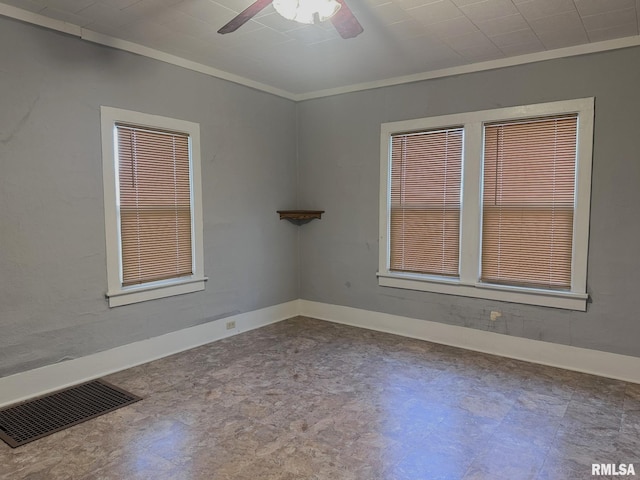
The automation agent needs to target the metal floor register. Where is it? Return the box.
[0,379,141,448]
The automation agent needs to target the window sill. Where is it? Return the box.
[106,276,208,307]
[377,272,587,311]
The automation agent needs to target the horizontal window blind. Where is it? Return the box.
[481,115,577,290]
[390,128,463,277]
[117,124,193,287]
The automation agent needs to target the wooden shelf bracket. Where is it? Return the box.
[277,210,324,226]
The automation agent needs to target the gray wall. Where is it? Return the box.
[0,17,299,377]
[297,47,640,358]
[2,15,639,380]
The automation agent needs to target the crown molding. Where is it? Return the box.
[2,2,640,102]
[295,35,640,101]
[0,3,296,101]
[80,29,296,100]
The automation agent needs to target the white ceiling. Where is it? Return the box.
[2,0,640,96]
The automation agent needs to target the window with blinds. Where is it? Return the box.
[481,115,577,290]
[389,128,463,277]
[116,124,193,287]
[379,98,593,310]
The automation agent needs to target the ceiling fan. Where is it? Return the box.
[218,0,364,39]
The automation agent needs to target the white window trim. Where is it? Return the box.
[101,106,206,307]
[378,98,594,311]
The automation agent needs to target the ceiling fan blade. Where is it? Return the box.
[330,0,363,39]
[218,0,273,34]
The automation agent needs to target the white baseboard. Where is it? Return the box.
[3,298,638,408]
[299,300,640,385]
[0,300,299,408]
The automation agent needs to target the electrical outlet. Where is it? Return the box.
[226,321,236,330]
[490,311,502,321]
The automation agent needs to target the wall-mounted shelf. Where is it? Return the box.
[277,210,324,226]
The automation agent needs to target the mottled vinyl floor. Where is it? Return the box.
[1,317,639,480]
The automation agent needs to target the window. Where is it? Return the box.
[390,128,463,277]
[481,115,577,290]
[101,107,206,307]
[378,99,594,310]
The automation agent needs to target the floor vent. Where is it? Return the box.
[0,379,141,448]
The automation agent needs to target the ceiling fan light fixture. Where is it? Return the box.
[273,0,341,24]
